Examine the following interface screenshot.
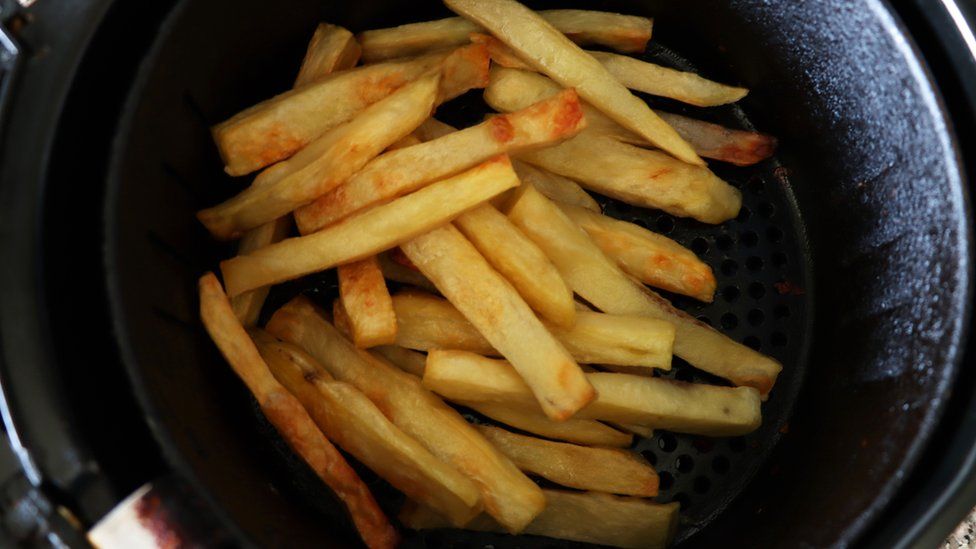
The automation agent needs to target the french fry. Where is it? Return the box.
[401,225,594,420]
[470,33,532,70]
[445,0,702,166]
[512,161,600,213]
[609,422,655,438]
[587,50,747,107]
[372,345,428,377]
[393,291,496,355]
[377,251,439,293]
[507,185,782,396]
[401,489,679,549]
[454,204,575,327]
[230,217,291,326]
[358,9,651,62]
[220,156,519,297]
[199,72,440,239]
[197,274,396,548]
[414,117,459,141]
[477,425,658,496]
[425,350,762,436]
[253,332,482,526]
[294,23,362,87]
[461,402,632,447]
[337,256,397,348]
[295,88,586,233]
[559,203,716,302]
[265,297,545,532]
[655,111,778,166]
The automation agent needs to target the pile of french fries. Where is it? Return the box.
[196,1,781,547]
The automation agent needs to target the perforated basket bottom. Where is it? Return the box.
[255,43,811,547]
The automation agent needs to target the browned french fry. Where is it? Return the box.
[507,185,782,396]
[253,332,482,526]
[401,225,593,420]
[445,0,702,166]
[220,156,519,297]
[199,72,440,239]
[608,422,654,439]
[265,297,545,532]
[377,251,439,293]
[454,204,575,327]
[197,274,396,548]
[294,23,362,87]
[559,203,716,302]
[461,402,632,447]
[294,88,586,233]
[401,489,679,549]
[230,217,291,326]
[655,111,778,166]
[337,256,397,348]
[393,291,496,355]
[512,161,600,213]
[372,345,428,377]
[358,10,651,62]
[477,425,658,496]
[425,350,762,436]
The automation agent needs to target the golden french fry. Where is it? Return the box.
[461,402,632,447]
[425,350,761,436]
[415,117,459,141]
[294,23,362,87]
[477,425,658,496]
[445,0,701,166]
[197,274,396,548]
[377,251,440,293]
[392,291,496,355]
[358,9,651,62]
[372,345,428,377]
[253,332,482,526]
[230,217,291,326]
[199,72,440,239]
[337,256,397,348]
[401,225,593,420]
[507,185,782,396]
[470,33,532,70]
[609,422,654,438]
[559,203,716,302]
[265,297,545,532]
[220,156,519,297]
[295,88,586,233]
[401,489,679,549]
[454,204,575,327]
[512,161,600,213]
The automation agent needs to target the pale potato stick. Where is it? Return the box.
[470,33,532,70]
[559,203,717,302]
[294,88,585,233]
[476,425,658,496]
[392,291,496,355]
[265,297,545,532]
[461,402,632,448]
[372,345,428,377]
[197,274,396,548]
[507,185,782,396]
[512,161,599,213]
[414,117,459,141]
[588,50,747,107]
[655,111,778,166]
[609,422,654,438]
[401,490,679,549]
[454,204,575,327]
[294,23,362,87]
[230,216,291,326]
[445,0,702,166]
[220,156,519,297]
[377,251,439,293]
[402,225,594,420]
[424,351,762,436]
[199,73,440,239]
[337,256,397,348]
[358,10,651,62]
[213,51,447,176]
[522,131,741,224]
[253,332,482,526]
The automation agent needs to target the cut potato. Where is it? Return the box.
[609,422,655,438]
[454,204,575,327]
[295,88,586,233]
[358,9,651,62]
[338,256,397,348]
[445,0,701,165]
[198,274,396,548]
[425,350,762,436]
[220,156,519,297]
[294,23,362,87]
[559,203,716,302]
[512,160,599,213]
[393,291,496,355]
[254,331,482,526]
[230,217,291,326]
[372,345,428,377]
[401,489,679,549]
[401,225,594,421]
[507,185,782,396]
[461,402,632,447]
[477,425,658,496]
[654,111,777,166]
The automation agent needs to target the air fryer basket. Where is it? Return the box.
[102,0,971,547]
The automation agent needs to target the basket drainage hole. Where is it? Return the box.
[748,309,765,326]
[659,471,674,491]
[741,231,759,247]
[641,450,658,466]
[693,476,711,494]
[673,493,691,510]
[746,256,764,271]
[712,455,730,474]
[721,259,738,276]
[658,433,678,452]
[716,234,733,251]
[675,455,694,473]
[656,216,675,234]
[758,202,776,218]
[691,237,709,255]
[720,313,738,329]
[748,282,766,300]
